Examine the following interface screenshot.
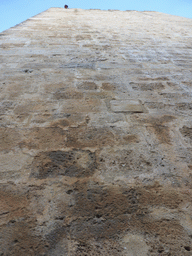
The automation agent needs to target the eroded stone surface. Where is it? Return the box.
[110,100,145,113]
[0,7,192,256]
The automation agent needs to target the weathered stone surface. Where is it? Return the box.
[110,100,145,113]
[122,234,149,256]
[0,7,192,256]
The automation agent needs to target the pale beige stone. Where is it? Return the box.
[0,152,33,172]
[110,100,144,113]
[122,234,149,256]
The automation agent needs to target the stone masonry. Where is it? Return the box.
[0,7,192,255]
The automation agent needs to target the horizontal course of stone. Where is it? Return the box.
[0,8,192,255]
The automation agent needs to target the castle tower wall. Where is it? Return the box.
[0,8,192,255]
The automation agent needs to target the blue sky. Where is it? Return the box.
[0,0,192,33]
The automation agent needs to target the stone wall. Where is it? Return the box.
[0,8,192,255]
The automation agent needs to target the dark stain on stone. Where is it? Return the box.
[137,115,176,144]
[167,81,177,87]
[180,126,192,143]
[1,221,47,256]
[159,92,179,99]
[47,181,190,254]
[101,82,116,91]
[137,183,183,209]
[184,246,191,251]
[50,118,70,128]
[176,103,192,111]
[123,134,139,143]
[45,182,140,250]
[150,124,171,144]
[131,82,164,91]
[1,182,191,255]
[0,101,15,115]
[23,69,33,73]
[53,89,83,99]
[77,81,98,90]
[138,77,169,81]
[60,62,96,69]
[0,187,48,256]
[45,225,68,251]
[30,149,97,179]
[144,102,165,109]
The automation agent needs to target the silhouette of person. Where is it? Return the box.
[64,5,68,9]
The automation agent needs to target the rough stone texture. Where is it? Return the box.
[0,7,192,256]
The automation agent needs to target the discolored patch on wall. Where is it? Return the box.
[149,125,171,144]
[53,89,84,100]
[1,43,25,49]
[46,181,191,255]
[66,126,115,148]
[176,103,192,111]
[0,101,16,115]
[101,82,116,91]
[69,182,139,241]
[166,81,177,87]
[0,186,47,256]
[77,81,98,90]
[0,128,22,152]
[1,181,191,256]
[148,115,176,144]
[14,102,36,121]
[19,127,67,150]
[131,82,165,91]
[123,134,139,143]
[76,34,92,41]
[0,187,29,224]
[30,149,97,179]
[49,118,70,128]
[180,126,192,144]
[134,115,176,144]
[144,102,165,109]
[138,77,169,81]
[0,221,48,256]
[159,92,180,99]
[137,183,183,209]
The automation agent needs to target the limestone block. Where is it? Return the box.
[110,100,145,113]
[0,152,33,172]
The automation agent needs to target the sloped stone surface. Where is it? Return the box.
[0,8,192,256]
